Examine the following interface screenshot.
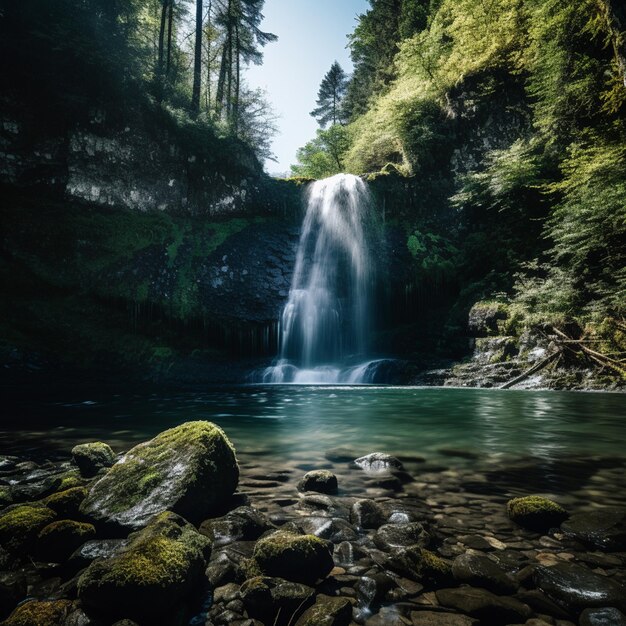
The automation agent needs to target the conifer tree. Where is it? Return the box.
[310,62,349,127]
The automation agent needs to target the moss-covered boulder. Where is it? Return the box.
[71,442,116,477]
[1,599,74,626]
[253,531,334,585]
[36,519,96,562]
[294,595,352,626]
[80,421,239,529]
[507,496,568,531]
[297,470,338,494]
[468,301,509,337]
[77,511,211,623]
[44,487,88,517]
[0,505,57,553]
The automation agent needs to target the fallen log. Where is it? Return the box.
[500,350,561,390]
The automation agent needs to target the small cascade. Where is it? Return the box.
[260,174,391,384]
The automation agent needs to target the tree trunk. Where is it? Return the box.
[166,0,174,75]
[234,20,240,132]
[158,0,167,73]
[206,0,212,111]
[216,42,228,116]
[598,0,626,87]
[191,0,203,114]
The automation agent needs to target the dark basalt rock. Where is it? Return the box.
[71,442,116,478]
[373,522,430,551]
[561,508,626,551]
[436,587,532,624]
[534,562,626,612]
[452,552,518,595]
[298,470,338,495]
[240,576,315,625]
[36,519,96,562]
[580,607,626,626]
[199,506,274,547]
[386,546,453,586]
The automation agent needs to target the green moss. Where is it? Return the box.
[57,472,85,491]
[39,519,95,540]
[0,505,57,553]
[37,519,96,561]
[44,486,88,516]
[1,599,74,626]
[0,486,13,507]
[418,548,452,583]
[507,496,568,531]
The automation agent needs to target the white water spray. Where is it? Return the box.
[262,174,389,384]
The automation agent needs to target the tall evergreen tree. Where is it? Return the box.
[310,62,348,127]
[191,0,203,114]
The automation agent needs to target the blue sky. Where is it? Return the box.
[246,0,369,174]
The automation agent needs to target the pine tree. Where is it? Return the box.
[310,62,348,128]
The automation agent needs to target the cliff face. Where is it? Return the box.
[0,98,267,216]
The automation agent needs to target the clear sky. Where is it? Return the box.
[246,0,369,175]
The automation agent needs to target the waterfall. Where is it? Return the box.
[261,174,390,384]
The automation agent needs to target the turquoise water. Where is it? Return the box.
[2,386,625,467]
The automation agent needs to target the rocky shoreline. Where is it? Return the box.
[1,422,625,626]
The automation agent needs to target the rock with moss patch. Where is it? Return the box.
[77,511,211,622]
[507,496,568,531]
[253,531,334,585]
[468,301,509,336]
[294,595,352,626]
[0,505,57,553]
[298,470,338,494]
[44,487,88,517]
[387,546,453,586]
[36,519,96,562]
[199,505,274,547]
[240,576,315,625]
[80,421,239,530]
[71,442,116,477]
[1,599,74,626]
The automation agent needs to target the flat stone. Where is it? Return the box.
[374,522,430,551]
[534,562,626,612]
[294,595,352,626]
[561,508,626,551]
[436,587,532,624]
[452,552,517,594]
[410,611,477,626]
[580,607,626,626]
[354,453,405,473]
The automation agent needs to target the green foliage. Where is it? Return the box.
[290,126,351,179]
[407,230,461,283]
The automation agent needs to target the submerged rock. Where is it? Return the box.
[354,453,404,473]
[373,522,430,551]
[80,421,239,530]
[561,507,626,551]
[506,496,568,531]
[77,512,211,622]
[71,442,116,477]
[298,470,338,494]
[387,546,452,585]
[580,607,626,626]
[534,562,626,612]
[253,531,334,585]
[1,599,74,626]
[0,505,57,553]
[436,587,531,624]
[294,594,352,626]
[350,499,388,529]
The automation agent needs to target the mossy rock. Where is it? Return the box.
[0,487,13,509]
[1,599,74,626]
[80,421,239,530]
[468,301,510,337]
[72,442,116,478]
[0,505,57,553]
[388,546,453,586]
[55,472,86,492]
[77,511,211,623]
[294,595,352,626]
[507,496,568,531]
[253,531,334,585]
[36,519,96,562]
[297,470,338,495]
[44,487,88,517]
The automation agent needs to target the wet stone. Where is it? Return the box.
[354,453,405,473]
[452,552,518,594]
[374,522,430,551]
[199,506,274,547]
[580,607,626,626]
[409,611,478,626]
[298,470,338,495]
[561,508,626,551]
[435,587,532,624]
[534,562,626,613]
[350,499,388,529]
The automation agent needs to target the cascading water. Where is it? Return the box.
[260,174,392,384]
